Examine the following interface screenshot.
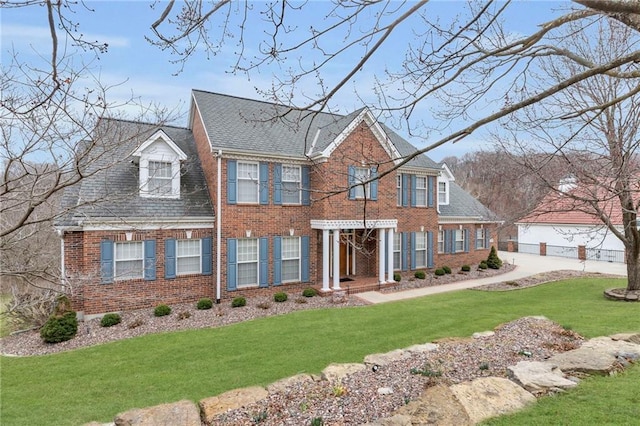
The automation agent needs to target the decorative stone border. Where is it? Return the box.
[604,288,640,302]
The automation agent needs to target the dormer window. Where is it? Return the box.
[438,181,448,205]
[131,130,187,200]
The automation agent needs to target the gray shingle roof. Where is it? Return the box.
[439,181,496,220]
[55,119,214,228]
[191,90,440,170]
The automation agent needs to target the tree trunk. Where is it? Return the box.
[625,243,640,292]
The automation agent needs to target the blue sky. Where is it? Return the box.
[1,1,570,161]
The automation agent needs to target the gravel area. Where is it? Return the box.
[209,317,584,425]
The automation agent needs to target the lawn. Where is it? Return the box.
[1,277,638,425]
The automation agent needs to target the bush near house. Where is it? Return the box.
[100,313,121,328]
[486,246,503,269]
[434,268,445,276]
[154,304,171,317]
[442,266,452,274]
[40,311,77,343]
[197,298,213,310]
[393,273,401,282]
[461,265,471,272]
[274,292,288,303]
[414,270,426,279]
[231,297,246,308]
[479,261,488,270]
[302,288,317,298]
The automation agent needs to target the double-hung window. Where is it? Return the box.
[438,230,445,254]
[281,237,300,282]
[414,176,427,206]
[237,161,259,203]
[177,239,201,275]
[282,165,301,204]
[476,228,486,249]
[455,230,465,252]
[353,167,370,199]
[237,239,259,286]
[148,161,172,196]
[393,233,401,270]
[396,175,402,206]
[438,181,448,205]
[115,241,144,280]
[415,232,427,268]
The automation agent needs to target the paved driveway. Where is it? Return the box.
[356,251,627,304]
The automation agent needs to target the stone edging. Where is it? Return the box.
[604,288,640,302]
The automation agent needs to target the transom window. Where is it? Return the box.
[455,230,465,252]
[237,238,258,286]
[438,181,448,205]
[115,241,143,280]
[393,233,401,270]
[476,228,486,249]
[281,236,300,282]
[415,232,427,268]
[438,230,445,254]
[282,165,301,204]
[415,176,427,206]
[237,161,259,203]
[353,167,370,199]
[148,161,172,196]
[177,239,201,275]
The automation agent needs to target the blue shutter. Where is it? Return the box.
[370,167,378,201]
[410,175,417,207]
[144,240,156,281]
[273,163,282,205]
[401,232,408,271]
[464,229,470,253]
[227,239,237,291]
[427,176,435,207]
[165,238,176,279]
[273,236,282,285]
[227,160,237,204]
[449,230,456,254]
[259,237,268,287]
[259,162,269,205]
[410,232,417,270]
[444,230,451,254]
[100,240,114,284]
[201,237,212,275]
[348,165,356,200]
[301,235,310,282]
[485,229,491,250]
[402,174,409,207]
[427,231,434,268]
[302,166,311,205]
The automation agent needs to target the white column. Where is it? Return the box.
[322,229,330,292]
[378,228,386,284]
[332,229,341,290]
[387,227,395,283]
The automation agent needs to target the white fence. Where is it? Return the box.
[515,243,625,264]
[546,245,578,259]
[586,248,625,263]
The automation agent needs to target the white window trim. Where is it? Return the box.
[396,174,402,206]
[282,164,302,205]
[114,241,144,280]
[476,228,486,250]
[438,230,445,254]
[455,229,465,252]
[281,236,301,283]
[140,155,181,199]
[237,160,260,204]
[393,233,401,270]
[354,166,371,199]
[415,176,427,207]
[415,232,427,268]
[438,180,449,205]
[237,238,259,287]
[177,239,201,276]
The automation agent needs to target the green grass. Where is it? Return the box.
[1,277,638,425]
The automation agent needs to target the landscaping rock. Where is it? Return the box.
[450,377,536,424]
[199,386,268,424]
[114,400,200,426]
[321,362,367,383]
[549,336,640,375]
[378,387,394,395]
[610,332,640,345]
[364,349,410,367]
[392,383,472,426]
[404,342,439,354]
[266,373,314,393]
[507,361,578,394]
[472,331,495,339]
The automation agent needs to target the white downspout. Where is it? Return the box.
[216,150,222,304]
[58,229,65,288]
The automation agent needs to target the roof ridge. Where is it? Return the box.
[98,117,189,131]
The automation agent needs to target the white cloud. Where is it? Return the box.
[1,24,130,51]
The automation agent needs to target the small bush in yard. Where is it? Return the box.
[177,311,191,320]
[274,292,288,302]
[154,304,171,317]
[100,313,121,327]
[40,311,77,343]
[414,270,426,279]
[486,246,503,269]
[442,266,452,274]
[302,288,317,298]
[197,298,213,310]
[461,265,471,272]
[434,268,445,276]
[232,297,246,308]
[394,273,401,282]
[479,261,488,270]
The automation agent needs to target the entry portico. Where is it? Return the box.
[311,219,397,292]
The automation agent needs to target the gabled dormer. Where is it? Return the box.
[131,130,187,199]
[438,163,455,206]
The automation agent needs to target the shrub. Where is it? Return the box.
[442,266,452,274]
[40,311,77,343]
[154,304,171,317]
[461,265,471,272]
[302,288,317,298]
[197,298,213,310]
[295,297,308,304]
[274,292,288,303]
[232,297,246,308]
[128,318,145,329]
[486,246,503,269]
[414,270,426,279]
[393,273,401,282]
[177,311,191,320]
[100,313,121,327]
[434,268,445,276]
[311,417,324,426]
[257,302,271,310]
[479,261,488,270]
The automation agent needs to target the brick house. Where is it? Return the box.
[55,90,499,318]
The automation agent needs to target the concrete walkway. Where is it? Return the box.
[356,251,628,304]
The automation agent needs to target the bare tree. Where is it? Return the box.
[496,17,640,292]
